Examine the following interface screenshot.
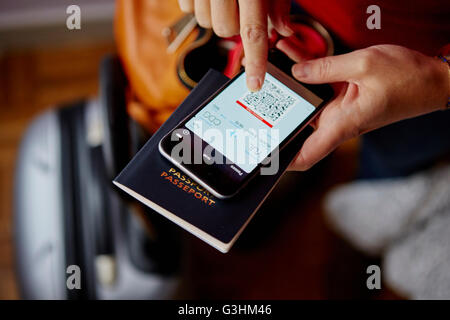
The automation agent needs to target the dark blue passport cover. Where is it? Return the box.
[114,69,310,252]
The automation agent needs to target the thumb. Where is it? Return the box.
[289,107,358,171]
[289,124,344,171]
[292,51,362,84]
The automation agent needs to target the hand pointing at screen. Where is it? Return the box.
[178,0,293,91]
[178,1,450,171]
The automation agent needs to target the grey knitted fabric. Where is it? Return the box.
[324,163,450,298]
[384,210,450,299]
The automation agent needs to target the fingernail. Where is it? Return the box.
[248,76,262,92]
[292,62,311,78]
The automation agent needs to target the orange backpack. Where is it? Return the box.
[115,0,196,132]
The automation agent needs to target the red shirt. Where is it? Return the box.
[297,0,450,55]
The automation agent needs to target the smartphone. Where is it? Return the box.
[159,56,333,199]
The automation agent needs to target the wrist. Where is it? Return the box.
[437,54,450,109]
[437,44,450,109]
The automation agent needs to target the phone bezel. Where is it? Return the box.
[159,63,333,199]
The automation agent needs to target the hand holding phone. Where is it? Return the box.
[159,57,333,198]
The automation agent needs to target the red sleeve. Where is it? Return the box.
[295,0,450,55]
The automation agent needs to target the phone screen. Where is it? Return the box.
[183,66,323,176]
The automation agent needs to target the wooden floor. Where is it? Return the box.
[0,42,401,300]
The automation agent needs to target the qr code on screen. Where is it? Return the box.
[241,79,297,123]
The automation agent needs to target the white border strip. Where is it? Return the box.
[0,2,115,30]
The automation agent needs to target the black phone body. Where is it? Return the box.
[159,57,333,199]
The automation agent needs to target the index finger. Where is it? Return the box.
[238,0,268,91]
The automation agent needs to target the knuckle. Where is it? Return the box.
[357,48,378,74]
[241,24,267,44]
[245,58,266,74]
[317,58,332,79]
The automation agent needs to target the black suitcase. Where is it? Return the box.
[14,55,182,299]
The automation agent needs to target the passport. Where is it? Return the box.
[114,69,311,253]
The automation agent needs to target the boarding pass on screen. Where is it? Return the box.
[241,79,298,124]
